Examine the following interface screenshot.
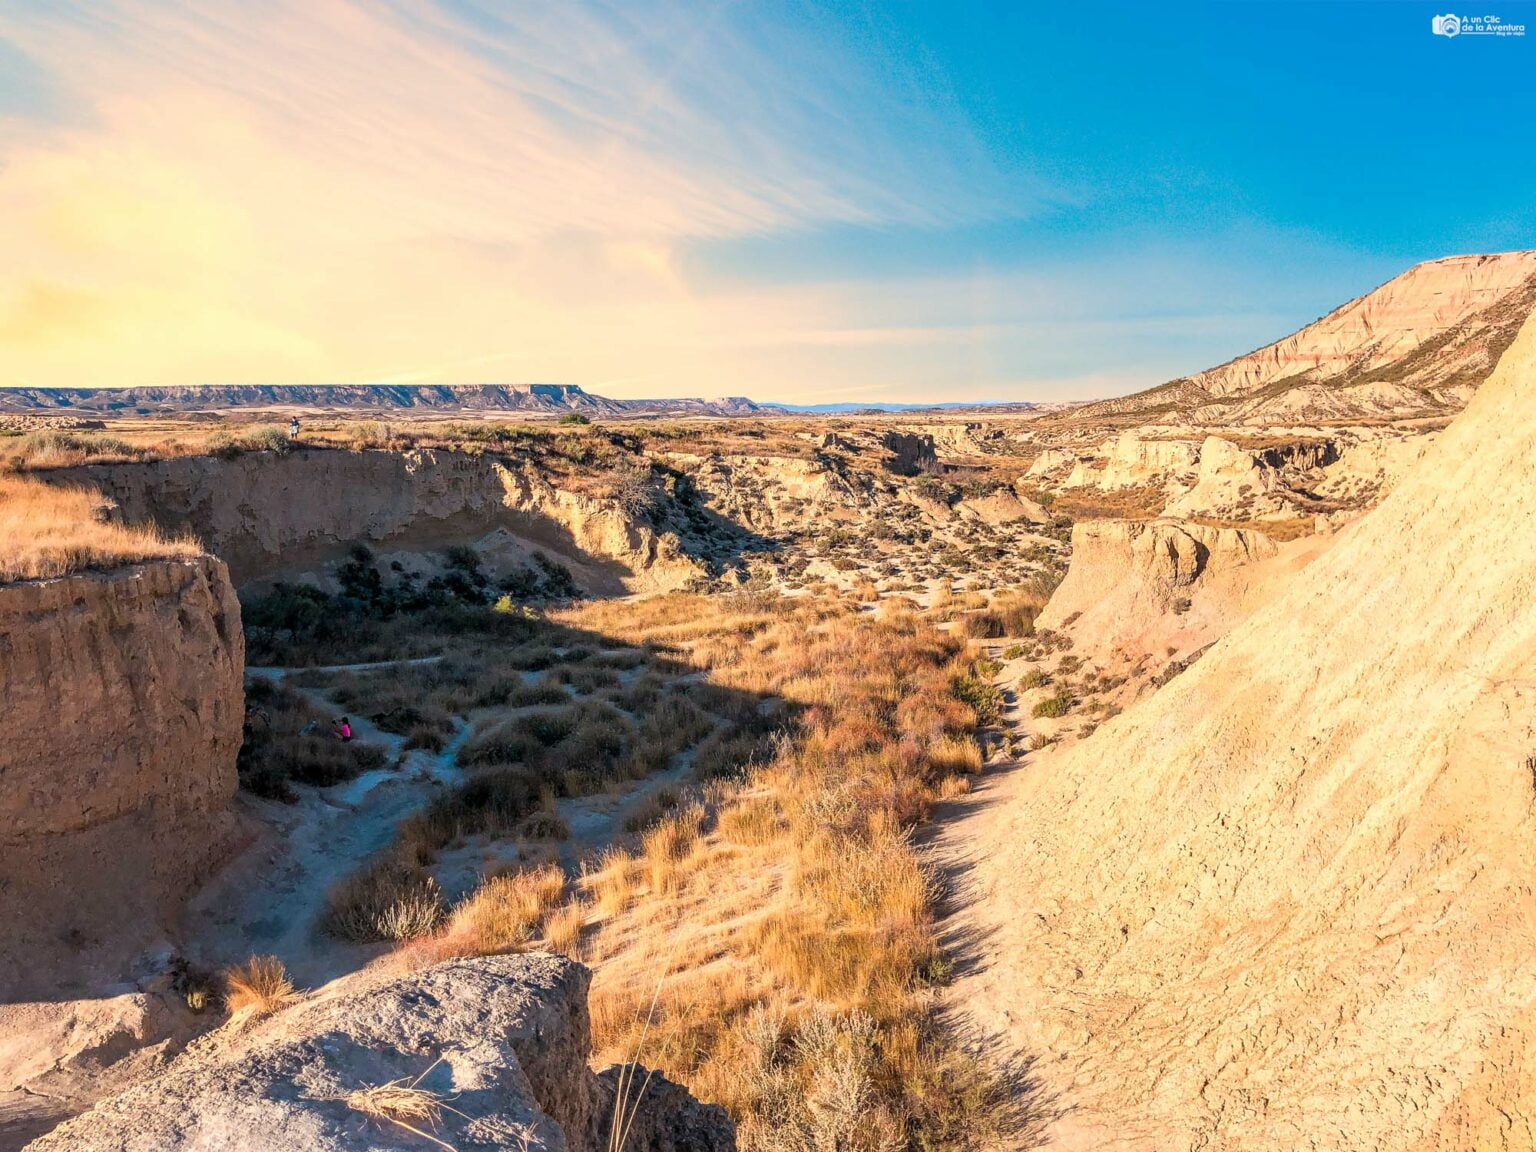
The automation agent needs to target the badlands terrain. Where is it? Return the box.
[1,249,1535,1151]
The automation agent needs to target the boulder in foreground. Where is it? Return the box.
[29,954,733,1152]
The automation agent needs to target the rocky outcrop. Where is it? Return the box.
[1025,448,1074,478]
[880,432,939,476]
[1315,432,1437,506]
[1036,518,1279,656]
[958,490,1050,526]
[949,310,1536,1148]
[1162,435,1285,518]
[1095,433,1200,490]
[32,954,734,1152]
[0,558,244,1001]
[676,453,881,533]
[47,449,700,592]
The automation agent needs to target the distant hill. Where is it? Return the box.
[0,382,780,418]
[776,399,1050,414]
[1068,249,1536,426]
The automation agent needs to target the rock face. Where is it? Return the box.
[1071,250,1536,424]
[1036,519,1278,655]
[48,449,700,592]
[879,431,939,476]
[958,490,1050,526]
[1162,435,1284,518]
[31,955,734,1152]
[1095,433,1201,490]
[950,310,1536,1148]
[0,558,244,1001]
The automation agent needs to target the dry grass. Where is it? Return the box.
[223,954,300,1017]
[544,900,589,958]
[437,864,565,955]
[0,475,199,582]
[342,1059,460,1151]
[544,595,1037,1151]
[322,858,447,942]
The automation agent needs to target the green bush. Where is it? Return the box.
[1031,686,1074,719]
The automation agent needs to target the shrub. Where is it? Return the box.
[403,767,542,851]
[951,672,1003,727]
[223,954,299,1016]
[1031,686,1074,719]
[322,858,446,942]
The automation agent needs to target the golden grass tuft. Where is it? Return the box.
[544,900,589,959]
[223,954,300,1017]
[442,863,565,955]
[0,476,199,583]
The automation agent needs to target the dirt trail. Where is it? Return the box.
[190,658,712,990]
[185,662,469,989]
[923,654,1081,1146]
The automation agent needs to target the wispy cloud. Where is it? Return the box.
[0,0,1048,392]
[0,2,1379,400]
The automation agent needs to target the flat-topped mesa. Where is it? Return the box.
[0,382,778,417]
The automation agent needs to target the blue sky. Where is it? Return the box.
[0,1,1532,401]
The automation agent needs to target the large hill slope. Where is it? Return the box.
[948,310,1536,1148]
[1072,249,1536,425]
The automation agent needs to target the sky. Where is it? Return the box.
[0,1,1533,404]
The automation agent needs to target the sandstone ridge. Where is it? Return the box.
[1068,249,1536,424]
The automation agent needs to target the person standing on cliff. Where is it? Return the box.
[288,417,300,441]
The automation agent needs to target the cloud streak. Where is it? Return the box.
[0,0,1051,393]
[0,2,1380,401]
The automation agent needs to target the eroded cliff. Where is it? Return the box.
[48,448,702,592]
[0,558,244,1001]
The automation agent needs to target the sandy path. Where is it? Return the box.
[191,659,714,989]
[185,663,470,989]
[923,658,1087,1149]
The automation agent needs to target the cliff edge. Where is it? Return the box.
[0,557,244,1002]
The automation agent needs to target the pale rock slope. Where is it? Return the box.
[947,311,1536,1149]
[1072,250,1536,424]
[1038,519,1278,654]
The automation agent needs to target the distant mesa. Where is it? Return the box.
[0,382,1067,419]
[0,382,780,418]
